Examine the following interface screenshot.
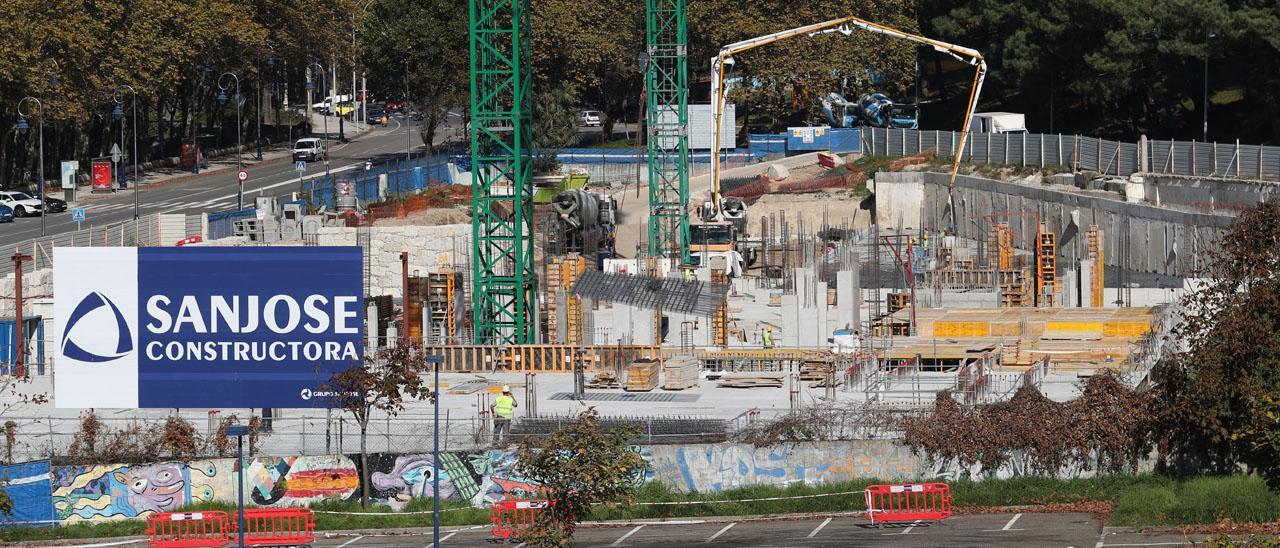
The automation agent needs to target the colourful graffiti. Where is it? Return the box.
[52,461,221,522]
[247,456,359,506]
[647,441,925,493]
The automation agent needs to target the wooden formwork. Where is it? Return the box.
[422,345,661,373]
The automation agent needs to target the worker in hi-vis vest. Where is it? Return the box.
[491,385,517,444]
[763,326,775,349]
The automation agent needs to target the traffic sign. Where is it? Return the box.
[295,160,307,172]
[110,143,122,164]
[71,208,85,223]
[237,170,249,182]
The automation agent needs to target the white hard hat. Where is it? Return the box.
[501,385,511,393]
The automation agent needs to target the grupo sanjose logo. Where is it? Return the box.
[62,291,134,363]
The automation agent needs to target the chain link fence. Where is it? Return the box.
[861,127,1280,180]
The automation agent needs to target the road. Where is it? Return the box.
[0,115,433,249]
[298,512,1207,548]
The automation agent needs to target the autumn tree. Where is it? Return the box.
[358,0,467,153]
[324,343,433,508]
[514,409,648,546]
[1155,201,1280,488]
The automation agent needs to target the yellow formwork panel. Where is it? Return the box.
[1103,321,1150,337]
[933,321,991,337]
[1046,321,1104,333]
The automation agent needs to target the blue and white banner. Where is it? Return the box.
[54,247,363,409]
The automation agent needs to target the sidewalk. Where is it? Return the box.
[69,113,372,205]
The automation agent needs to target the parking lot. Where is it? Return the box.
[301,512,1207,547]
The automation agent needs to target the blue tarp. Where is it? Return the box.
[748,134,787,157]
[0,460,55,528]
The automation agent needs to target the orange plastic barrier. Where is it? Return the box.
[490,499,551,541]
[232,508,316,546]
[146,511,230,548]
[864,483,952,526]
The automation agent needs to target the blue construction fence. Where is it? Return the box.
[303,154,454,210]
[748,127,863,157]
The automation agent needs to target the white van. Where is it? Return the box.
[972,112,1027,134]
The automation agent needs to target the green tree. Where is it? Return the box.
[514,409,648,546]
[1156,200,1280,488]
[324,344,433,508]
[533,88,581,173]
[359,0,467,153]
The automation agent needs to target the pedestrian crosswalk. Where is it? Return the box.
[76,196,241,214]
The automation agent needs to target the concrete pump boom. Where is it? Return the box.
[708,16,987,226]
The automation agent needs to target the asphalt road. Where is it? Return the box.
[0,115,432,249]
[298,512,1204,548]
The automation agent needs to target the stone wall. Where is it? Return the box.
[315,224,471,297]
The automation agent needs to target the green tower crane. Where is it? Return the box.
[645,0,690,263]
[469,0,537,344]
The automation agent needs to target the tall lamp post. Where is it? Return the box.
[310,62,332,179]
[113,85,139,220]
[17,97,46,236]
[218,73,243,210]
[1203,32,1215,142]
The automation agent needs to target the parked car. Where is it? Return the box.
[0,191,44,217]
[384,101,403,112]
[580,110,602,127]
[42,195,66,213]
[293,138,326,162]
[368,109,388,124]
[0,204,14,223]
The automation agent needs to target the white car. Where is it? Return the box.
[580,110,602,127]
[0,191,44,217]
[293,138,326,162]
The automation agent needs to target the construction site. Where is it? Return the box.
[4,12,1227,458]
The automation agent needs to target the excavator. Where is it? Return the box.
[699,15,987,248]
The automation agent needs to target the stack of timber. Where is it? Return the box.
[585,371,621,389]
[798,361,829,382]
[716,373,784,389]
[662,355,700,390]
[625,360,661,392]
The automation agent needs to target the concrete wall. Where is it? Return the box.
[315,224,470,297]
[876,171,1236,277]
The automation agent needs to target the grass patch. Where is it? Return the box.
[851,154,898,176]
[6,475,1280,541]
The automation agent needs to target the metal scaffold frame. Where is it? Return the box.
[469,0,537,344]
[645,0,690,262]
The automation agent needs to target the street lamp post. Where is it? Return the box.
[311,62,331,179]
[113,85,139,220]
[1203,32,1215,142]
[218,73,243,210]
[17,97,46,236]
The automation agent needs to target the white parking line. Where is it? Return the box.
[335,535,365,548]
[425,531,456,547]
[807,517,832,538]
[1002,513,1022,531]
[59,541,142,548]
[706,522,736,542]
[1100,544,1188,547]
[902,519,921,534]
[611,525,644,546]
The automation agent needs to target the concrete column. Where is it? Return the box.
[836,263,861,332]
[366,302,379,350]
[378,173,389,199]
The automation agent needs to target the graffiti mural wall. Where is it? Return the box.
[39,442,933,523]
[648,441,926,493]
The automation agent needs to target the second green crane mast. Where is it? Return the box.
[645,0,690,263]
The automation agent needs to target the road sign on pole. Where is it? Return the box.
[110,143,122,164]
[295,160,307,172]
[71,208,85,223]
[237,170,249,182]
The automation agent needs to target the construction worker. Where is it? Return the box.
[491,385,517,444]
[763,326,775,349]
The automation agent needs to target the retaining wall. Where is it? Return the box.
[876,171,1237,277]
